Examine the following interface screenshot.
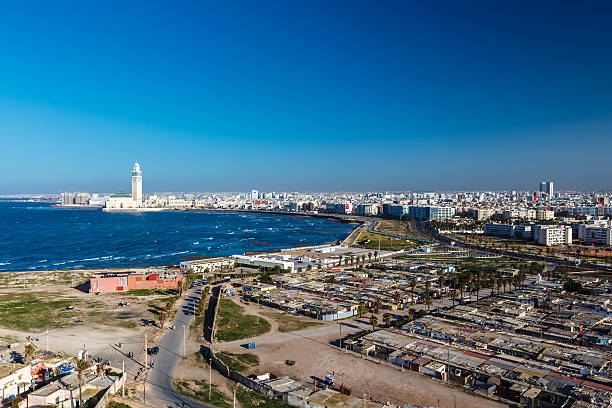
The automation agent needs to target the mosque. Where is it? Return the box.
[103,162,146,210]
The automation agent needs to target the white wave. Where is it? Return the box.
[82,257,100,261]
[227,232,235,235]
[0,262,11,266]
[170,251,189,255]
[38,259,48,263]
[192,242,199,245]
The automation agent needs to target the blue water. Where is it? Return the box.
[0,201,355,272]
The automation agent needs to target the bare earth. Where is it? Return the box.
[215,302,507,408]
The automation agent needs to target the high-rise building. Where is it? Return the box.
[131,162,143,203]
[539,181,554,198]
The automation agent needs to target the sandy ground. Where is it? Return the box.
[215,317,506,408]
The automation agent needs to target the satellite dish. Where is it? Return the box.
[575,259,581,266]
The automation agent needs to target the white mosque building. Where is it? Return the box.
[104,162,148,211]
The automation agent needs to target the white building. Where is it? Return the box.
[104,162,144,210]
[536,209,555,221]
[232,254,294,272]
[536,225,572,246]
[180,257,235,274]
[0,362,32,400]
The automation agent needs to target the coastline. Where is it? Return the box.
[1,207,363,274]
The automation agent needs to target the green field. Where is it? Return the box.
[376,220,425,239]
[174,380,231,408]
[236,387,293,408]
[0,292,79,331]
[262,312,323,332]
[216,351,259,372]
[215,299,271,342]
[354,231,419,250]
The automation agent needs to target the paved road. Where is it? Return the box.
[146,282,214,408]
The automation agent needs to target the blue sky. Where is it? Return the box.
[0,1,611,193]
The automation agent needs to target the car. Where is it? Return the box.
[147,346,159,355]
[169,325,175,330]
[66,305,74,310]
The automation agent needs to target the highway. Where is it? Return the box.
[146,281,214,408]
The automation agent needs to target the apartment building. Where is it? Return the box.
[536,225,572,246]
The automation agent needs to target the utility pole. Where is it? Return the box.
[183,325,186,357]
[233,388,236,408]
[209,345,213,401]
[122,361,125,397]
[339,323,342,350]
[145,333,148,368]
[46,328,49,351]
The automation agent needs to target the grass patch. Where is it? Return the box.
[0,292,80,331]
[216,299,271,342]
[116,288,178,296]
[261,312,323,333]
[174,380,231,408]
[236,387,293,408]
[355,231,419,250]
[216,351,259,372]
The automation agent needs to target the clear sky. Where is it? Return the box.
[1,1,611,193]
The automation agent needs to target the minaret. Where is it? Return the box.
[131,162,142,204]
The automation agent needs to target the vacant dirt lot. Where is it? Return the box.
[218,323,506,408]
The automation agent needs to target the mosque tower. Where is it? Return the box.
[131,162,142,203]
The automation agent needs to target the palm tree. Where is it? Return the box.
[424,293,433,311]
[393,291,402,305]
[383,313,391,327]
[358,300,365,318]
[450,288,457,307]
[76,359,91,404]
[375,298,383,313]
[475,281,481,301]
[370,315,378,331]
[368,252,372,263]
[410,280,417,304]
[24,343,35,364]
[158,310,167,328]
[338,255,343,267]
[374,250,378,261]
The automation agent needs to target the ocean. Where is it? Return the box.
[0,201,356,272]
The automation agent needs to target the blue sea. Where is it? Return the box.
[0,201,355,272]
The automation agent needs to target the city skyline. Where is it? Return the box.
[1,1,612,193]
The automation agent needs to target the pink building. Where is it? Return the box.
[89,270,186,293]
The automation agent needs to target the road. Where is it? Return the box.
[146,282,214,408]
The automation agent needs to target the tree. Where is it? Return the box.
[24,343,35,364]
[368,252,372,263]
[358,300,365,318]
[383,313,391,327]
[375,298,383,313]
[11,396,24,408]
[370,315,378,331]
[410,280,417,303]
[158,311,167,328]
[424,292,433,311]
[393,291,402,305]
[76,359,91,404]
[338,255,343,267]
[374,250,378,261]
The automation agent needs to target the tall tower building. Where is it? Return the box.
[132,162,143,203]
[539,181,554,198]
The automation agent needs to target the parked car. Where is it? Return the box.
[147,346,159,355]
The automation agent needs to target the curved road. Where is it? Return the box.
[146,281,214,408]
